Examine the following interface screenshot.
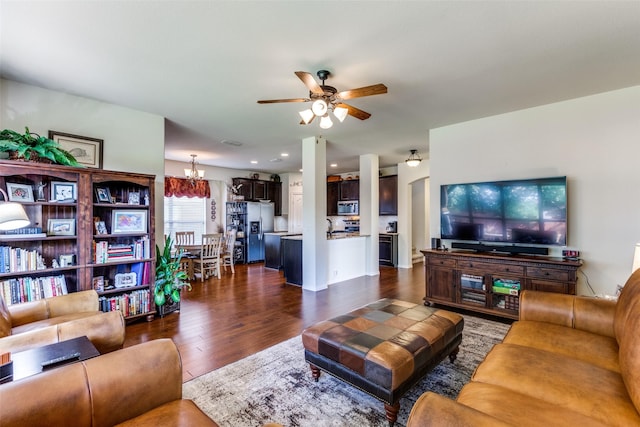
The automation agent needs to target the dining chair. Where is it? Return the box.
[193,233,222,281]
[175,231,195,246]
[221,229,236,274]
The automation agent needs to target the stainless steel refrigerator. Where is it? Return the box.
[246,201,274,263]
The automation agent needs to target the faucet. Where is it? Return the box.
[326,218,333,238]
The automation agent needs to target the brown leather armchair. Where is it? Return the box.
[0,339,217,426]
[0,290,125,354]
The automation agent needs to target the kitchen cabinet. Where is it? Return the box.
[264,232,285,270]
[233,178,281,216]
[379,233,398,267]
[267,181,282,216]
[379,175,398,215]
[340,180,359,201]
[327,181,340,216]
[282,236,302,286]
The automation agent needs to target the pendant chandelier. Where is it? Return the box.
[184,154,205,183]
[405,149,423,167]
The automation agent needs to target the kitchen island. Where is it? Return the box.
[281,233,369,286]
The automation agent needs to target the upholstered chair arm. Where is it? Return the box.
[7,300,49,327]
[406,392,514,427]
[520,290,616,337]
[46,290,99,317]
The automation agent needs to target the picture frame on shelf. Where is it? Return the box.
[47,218,76,236]
[112,210,147,234]
[114,272,137,288]
[95,187,112,203]
[51,181,77,202]
[128,192,140,205]
[6,183,34,202]
[48,130,104,169]
[92,276,104,292]
[95,221,108,235]
[59,254,75,267]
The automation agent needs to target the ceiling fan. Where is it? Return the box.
[257,70,387,129]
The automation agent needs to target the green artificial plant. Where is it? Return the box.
[154,235,191,306]
[0,127,80,166]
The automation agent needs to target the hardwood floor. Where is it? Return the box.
[124,262,427,382]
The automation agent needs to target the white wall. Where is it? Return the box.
[1,79,166,234]
[430,86,640,296]
[398,160,430,268]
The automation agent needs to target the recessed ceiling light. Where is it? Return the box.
[270,158,282,163]
[250,160,258,164]
[330,163,338,168]
[299,169,303,172]
[281,152,289,157]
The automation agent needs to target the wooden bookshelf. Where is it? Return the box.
[0,160,156,321]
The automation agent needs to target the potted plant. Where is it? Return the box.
[0,127,80,166]
[155,235,191,317]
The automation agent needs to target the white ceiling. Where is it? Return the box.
[2,1,639,174]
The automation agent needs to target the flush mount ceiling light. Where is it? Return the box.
[405,149,423,167]
[184,154,205,183]
[258,70,388,129]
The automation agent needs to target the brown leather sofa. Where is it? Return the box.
[407,269,640,426]
[0,290,125,354]
[0,338,218,426]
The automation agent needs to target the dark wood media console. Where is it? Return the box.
[421,249,582,320]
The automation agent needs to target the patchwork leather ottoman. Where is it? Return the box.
[302,298,464,426]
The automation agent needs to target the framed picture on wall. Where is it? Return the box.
[48,130,103,169]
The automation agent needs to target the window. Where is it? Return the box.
[164,196,206,244]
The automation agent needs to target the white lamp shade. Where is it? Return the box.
[299,109,314,124]
[633,243,640,274]
[333,106,348,122]
[0,202,30,231]
[406,159,421,167]
[311,99,328,116]
[319,115,333,129]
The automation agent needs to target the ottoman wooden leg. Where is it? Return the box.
[449,345,460,363]
[309,364,321,382]
[384,402,400,427]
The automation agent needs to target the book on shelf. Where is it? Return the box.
[99,288,150,317]
[0,275,68,305]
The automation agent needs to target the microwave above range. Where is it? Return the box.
[337,201,359,215]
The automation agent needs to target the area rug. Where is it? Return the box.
[183,314,510,427]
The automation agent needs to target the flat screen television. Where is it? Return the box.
[440,176,567,246]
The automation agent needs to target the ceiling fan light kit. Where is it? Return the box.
[299,109,314,124]
[319,115,333,129]
[405,149,423,167]
[258,70,387,128]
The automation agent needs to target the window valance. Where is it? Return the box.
[164,176,211,198]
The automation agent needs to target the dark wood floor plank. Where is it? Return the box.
[124,262,426,381]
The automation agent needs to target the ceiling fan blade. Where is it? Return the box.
[295,71,324,95]
[337,83,387,100]
[336,103,371,120]
[257,98,310,104]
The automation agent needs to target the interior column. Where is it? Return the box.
[359,154,380,276]
[302,136,328,291]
